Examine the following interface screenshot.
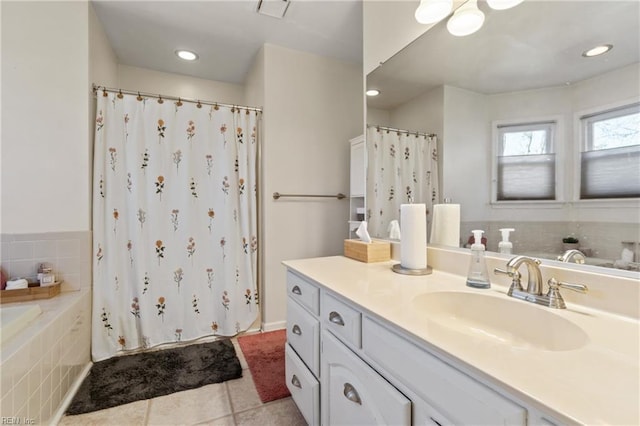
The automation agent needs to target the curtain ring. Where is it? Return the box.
[157,95,164,104]
[176,98,183,107]
[102,88,108,97]
[136,92,143,101]
[246,109,250,115]
[196,100,202,109]
[214,103,219,111]
[117,89,123,99]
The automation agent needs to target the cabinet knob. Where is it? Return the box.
[291,285,302,295]
[291,374,302,388]
[329,311,345,326]
[292,324,302,335]
[343,383,362,405]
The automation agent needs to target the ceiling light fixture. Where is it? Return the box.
[446,0,485,37]
[366,89,380,97]
[486,0,524,10]
[175,50,199,61]
[582,44,613,57]
[414,0,453,24]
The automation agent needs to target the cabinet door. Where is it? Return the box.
[322,331,411,425]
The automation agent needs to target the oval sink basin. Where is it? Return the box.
[412,291,589,351]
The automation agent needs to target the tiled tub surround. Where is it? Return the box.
[1,231,91,292]
[0,289,91,424]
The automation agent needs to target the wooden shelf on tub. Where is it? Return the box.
[0,281,62,304]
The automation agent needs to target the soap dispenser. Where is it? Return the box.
[466,230,491,289]
[498,228,515,255]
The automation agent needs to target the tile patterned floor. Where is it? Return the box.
[57,338,307,426]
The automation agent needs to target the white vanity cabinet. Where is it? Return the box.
[286,270,321,425]
[285,267,537,425]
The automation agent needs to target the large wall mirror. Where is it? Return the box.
[366,0,640,276]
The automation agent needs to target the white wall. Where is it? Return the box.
[1,1,90,233]
[442,85,489,221]
[259,44,362,329]
[117,65,245,105]
[366,107,391,128]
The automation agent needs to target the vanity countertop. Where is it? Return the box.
[282,255,640,425]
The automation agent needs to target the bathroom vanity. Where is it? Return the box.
[283,254,639,425]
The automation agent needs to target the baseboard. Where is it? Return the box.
[261,320,286,332]
[49,362,92,425]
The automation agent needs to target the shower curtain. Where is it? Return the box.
[92,91,260,361]
[366,126,439,238]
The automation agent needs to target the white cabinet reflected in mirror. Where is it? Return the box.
[365,0,640,275]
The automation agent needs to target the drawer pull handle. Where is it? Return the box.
[343,383,361,405]
[292,324,302,335]
[291,375,302,388]
[430,417,443,426]
[329,311,345,326]
[292,285,302,295]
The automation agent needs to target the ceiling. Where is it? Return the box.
[92,0,363,85]
[367,0,640,110]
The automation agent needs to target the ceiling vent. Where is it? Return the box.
[257,0,290,19]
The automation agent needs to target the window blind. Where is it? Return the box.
[581,145,640,199]
[497,154,556,200]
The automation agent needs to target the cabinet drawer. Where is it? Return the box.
[287,297,320,377]
[322,331,410,425]
[287,271,320,315]
[362,317,526,425]
[286,344,320,426]
[322,292,362,348]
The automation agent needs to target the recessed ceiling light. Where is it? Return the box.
[366,89,380,97]
[582,44,613,57]
[175,50,199,61]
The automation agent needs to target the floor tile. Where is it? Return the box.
[147,382,231,425]
[57,399,149,426]
[234,398,306,426]
[231,340,248,370]
[225,373,263,413]
[194,415,235,426]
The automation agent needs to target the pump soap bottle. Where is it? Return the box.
[498,228,515,255]
[466,230,491,289]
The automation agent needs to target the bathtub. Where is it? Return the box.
[0,289,91,424]
[1,304,42,346]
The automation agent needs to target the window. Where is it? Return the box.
[580,103,640,199]
[495,121,557,201]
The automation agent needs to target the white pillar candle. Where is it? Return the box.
[400,204,427,269]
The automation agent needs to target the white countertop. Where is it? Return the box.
[282,256,640,425]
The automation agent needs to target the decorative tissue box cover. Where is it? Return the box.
[344,239,390,263]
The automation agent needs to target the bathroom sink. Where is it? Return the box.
[412,291,589,351]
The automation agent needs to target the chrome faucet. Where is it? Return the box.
[557,249,586,264]
[494,255,588,309]
[495,255,543,295]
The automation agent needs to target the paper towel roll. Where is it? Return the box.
[400,204,427,269]
[430,204,460,247]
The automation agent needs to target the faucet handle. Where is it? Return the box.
[494,268,523,293]
[546,278,588,309]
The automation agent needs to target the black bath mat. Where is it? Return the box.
[66,339,242,415]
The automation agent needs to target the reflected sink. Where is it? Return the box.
[412,292,589,351]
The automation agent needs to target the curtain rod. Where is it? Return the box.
[92,84,263,113]
[367,124,436,138]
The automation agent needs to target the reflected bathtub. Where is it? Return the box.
[0,304,42,346]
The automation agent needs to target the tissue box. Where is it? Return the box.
[344,239,390,263]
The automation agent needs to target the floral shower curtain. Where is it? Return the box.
[92,91,260,361]
[366,126,439,238]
